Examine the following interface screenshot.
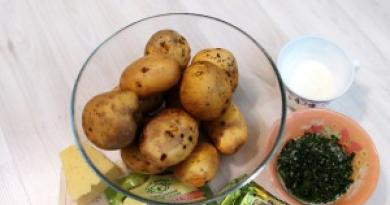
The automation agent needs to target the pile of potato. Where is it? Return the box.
[82,29,248,188]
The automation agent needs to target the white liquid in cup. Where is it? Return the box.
[287,60,337,101]
[278,36,357,108]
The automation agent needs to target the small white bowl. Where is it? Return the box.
[277,36,358,109]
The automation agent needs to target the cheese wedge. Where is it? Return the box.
[123,197,146,205]
[60,144,122,205]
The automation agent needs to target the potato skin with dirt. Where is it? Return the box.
[120,54,181,98]
[192,48,238,91]
[204,103,248,155]
[140,108,199,167]
[180,61,232,120]
[145,29,191,68]
[174,142,219,187]
[82,90,139,150]
[121,144,166,174]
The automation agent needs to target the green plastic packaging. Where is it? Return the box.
[105,174,215,205]
[105,173,286,205]
[219,176,288,205]
[104,173,148,205]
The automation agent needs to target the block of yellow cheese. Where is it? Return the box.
[60,144,123,205]
[123,197,146,205]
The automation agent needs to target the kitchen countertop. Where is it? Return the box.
[0,0,389,204]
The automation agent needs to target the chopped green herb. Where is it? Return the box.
[277,133,354,203]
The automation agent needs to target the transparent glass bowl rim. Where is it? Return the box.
[70,12,287,205]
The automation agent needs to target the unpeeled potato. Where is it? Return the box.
[120,54,181,98]
[204,103,248,155]
[174,142,219,187]
[192,48,238,91]
[140,108,199,167]
[145,29,191,68]
[180,61,232,120]
[82,90,139,150]
[121,144,166,174]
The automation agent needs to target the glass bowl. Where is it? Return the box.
[71,13,287,204]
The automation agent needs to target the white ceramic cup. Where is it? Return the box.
[277,36,359,110]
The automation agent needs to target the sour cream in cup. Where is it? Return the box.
[277,36,358,110]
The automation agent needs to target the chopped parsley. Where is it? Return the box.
[277,132,354,203]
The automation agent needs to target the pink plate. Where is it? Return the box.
[267,108,379,205]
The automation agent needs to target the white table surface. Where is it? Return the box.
[0,0,389,204]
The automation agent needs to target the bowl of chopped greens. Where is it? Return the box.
[267,108,379,205]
